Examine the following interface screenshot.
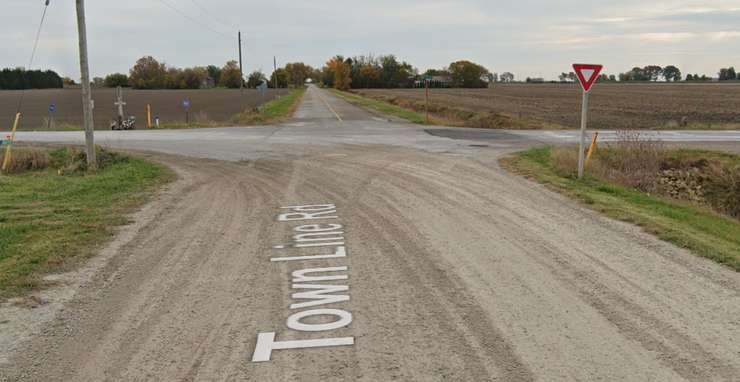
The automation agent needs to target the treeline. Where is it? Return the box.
[103,56,245,89]
[0,68,63,90]
[558,65,739,83]
[320,55,495,90]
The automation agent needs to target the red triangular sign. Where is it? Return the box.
[573,64,603,92]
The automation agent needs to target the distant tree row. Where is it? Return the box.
[556,65,739,83]
[718,67,738,81]
[124,56,243,89]
[320,55,496,90]
[0,68,63,89]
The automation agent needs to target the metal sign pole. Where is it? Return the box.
[425,79,430,123]
[577,90,590,179]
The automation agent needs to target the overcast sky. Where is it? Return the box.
[2,0,740,80]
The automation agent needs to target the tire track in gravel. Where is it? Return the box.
[2,144,738,382]
[294,145,739,381]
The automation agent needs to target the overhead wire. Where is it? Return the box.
[154,0,232,39]
[16,0,51,114]
[189,0,238,31]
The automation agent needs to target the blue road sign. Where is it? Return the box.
[49,104,56,113]
[183,99,191,110]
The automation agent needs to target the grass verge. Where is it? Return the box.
[501,146,740,271]
[231,88,306,125]
[0,146,174,298]
[329,89,429,124]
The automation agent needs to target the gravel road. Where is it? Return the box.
[1,86,738,381]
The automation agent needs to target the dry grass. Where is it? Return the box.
[551,132,740,219]
[1,147,52,174]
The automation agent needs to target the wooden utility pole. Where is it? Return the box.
[238,31,244,91]
[76,0,96,170]
[273,56,278,89]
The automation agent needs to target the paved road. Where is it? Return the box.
[1,86,739,381]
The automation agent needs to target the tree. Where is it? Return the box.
[129,56,166,89]
[63,77,76,86]
[719,67,737,81]
[104,73,129,87]
[164,67,183,89]
[686,74,694,81]
[219,60,242,88]
[284,62,314,87]
[0,68,63,89]
[326,56,351,90]
[180,67,208,89]
[358,64,380,88]
[643,65,663,81]
[619,67,648,82]
[206,65,222,86]
[247,70,266,88]
[448,60,489,88]
[662,65,681,82]
[270,68,288,88]
[92,77,105,87]
[500,72,514,82]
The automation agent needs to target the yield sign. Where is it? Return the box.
[573,64,603,92]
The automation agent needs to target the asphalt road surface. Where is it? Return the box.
[1,86,739,381]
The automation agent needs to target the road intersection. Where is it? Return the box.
[2,86,739,381]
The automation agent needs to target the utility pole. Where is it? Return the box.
[273,56,278,89]
[76,0,96,170]
[238,31,244,91]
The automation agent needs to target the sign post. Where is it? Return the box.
[424,75,432,124]
[573,63,603,179]
[183,99,191,124]
[47,104,56,129]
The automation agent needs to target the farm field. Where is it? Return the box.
[0,88,289,130]
[355,83,740,130]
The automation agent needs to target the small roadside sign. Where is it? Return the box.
[258,80,268,95]
[183,99,191,110]
[573,64,603,93]
[572,63,604,179]
[48,104,56,113]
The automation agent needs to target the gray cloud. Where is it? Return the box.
[1,0,738,80]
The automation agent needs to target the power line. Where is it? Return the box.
[16,0,51,113]
[189,0,237,31]
[155,0,231,38]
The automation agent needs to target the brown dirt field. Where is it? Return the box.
[356,83,740,130]
[0,88,289,130]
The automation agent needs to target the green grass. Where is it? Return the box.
[502,146,740,271]
[231,88,306,125]
[329,89,428,124]
[0,148,174,298]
